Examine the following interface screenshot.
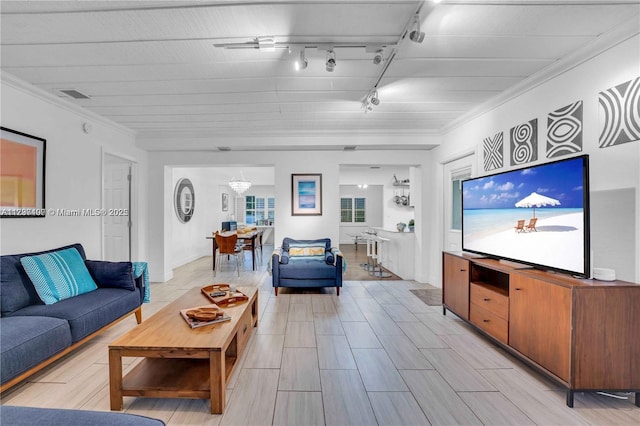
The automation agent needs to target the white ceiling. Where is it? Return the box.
[2,0,639,152]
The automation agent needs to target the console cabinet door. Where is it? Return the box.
[443,254,470,320]
[509,274,571,381]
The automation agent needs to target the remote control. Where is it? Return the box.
[210,291,226,297]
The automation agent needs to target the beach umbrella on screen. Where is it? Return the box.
[515,192,560,218]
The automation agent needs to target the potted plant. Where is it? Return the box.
[408,219,415,232]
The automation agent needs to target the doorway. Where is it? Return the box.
[103,153,132,261]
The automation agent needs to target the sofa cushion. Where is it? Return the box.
[1,243,87,315]
[86,260,135,291]
[20,247,98,305]
[0,406,166,426]
[0,316,72,385]
[279,258,337,280]
[7,288,140,343]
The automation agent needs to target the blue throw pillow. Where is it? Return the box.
[19,248,98,305]
[85,260,135,291]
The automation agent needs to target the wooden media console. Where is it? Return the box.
[442,252,640,407]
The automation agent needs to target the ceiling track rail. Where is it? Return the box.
[362,0,426,110]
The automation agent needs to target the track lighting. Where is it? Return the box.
[325,50,336,72]
[409,14,425,43]
[294,48,308,70]
[373,49,383,65]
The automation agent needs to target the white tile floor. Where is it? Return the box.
[2,254,638,425]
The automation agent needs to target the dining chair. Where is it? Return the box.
[214,233,242,277]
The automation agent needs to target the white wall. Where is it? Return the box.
[170,168,218,268]
[427,34,640,285]
[0,73,148,261]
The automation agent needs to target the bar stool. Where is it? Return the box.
[363,232,377,271]
[370,236,392,278]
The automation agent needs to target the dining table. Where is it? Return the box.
[206,230,262,272]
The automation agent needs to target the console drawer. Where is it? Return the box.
[236,307,254,354]
[470,303,508,344]
[470,283,508,320]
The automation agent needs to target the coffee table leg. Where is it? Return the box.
[109,349,123,411]
[210,350,225,414]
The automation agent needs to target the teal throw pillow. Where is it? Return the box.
[20,247,98,304]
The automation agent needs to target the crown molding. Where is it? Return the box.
[1,70,137,137]
[440,15,640,135]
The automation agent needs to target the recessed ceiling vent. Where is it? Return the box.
[58,89,91,99]
[343,146,356,151]
[217,146,231,151]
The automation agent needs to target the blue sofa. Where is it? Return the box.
[272,238,343,296]
[0,243,145,391]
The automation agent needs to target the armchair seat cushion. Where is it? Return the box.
[279,258,337,280]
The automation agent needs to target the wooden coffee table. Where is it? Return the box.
[109,286,258,414]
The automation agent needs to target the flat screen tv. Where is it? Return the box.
[462,155,590,277]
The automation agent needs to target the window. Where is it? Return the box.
[340,197,366,223]
[245,195,275,225]
[451,169,470,231]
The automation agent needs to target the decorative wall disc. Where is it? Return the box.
[174,178,195,223]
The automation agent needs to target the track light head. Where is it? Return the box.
[370,90,380,106]
[409,14,425,43]
[373,49,383,65]
[294,48,308,70]
[326,50,336,72]
[362,89,380,113]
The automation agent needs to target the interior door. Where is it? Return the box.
[104,154,132,261]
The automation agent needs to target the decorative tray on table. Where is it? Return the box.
[201,284,249,306]
[179,304,231,328]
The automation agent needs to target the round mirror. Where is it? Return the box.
[174,178,195,223]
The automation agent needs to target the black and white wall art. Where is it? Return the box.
[547,101,583,158]
[483,131,504,171]
[598,76,640,148]
[510,119,538,165]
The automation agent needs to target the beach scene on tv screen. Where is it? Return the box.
[462,157,585,274]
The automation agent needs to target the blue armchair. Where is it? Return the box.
[272,238,343,296]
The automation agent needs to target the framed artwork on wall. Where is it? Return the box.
[1,127,46,218]
[222,192,229,211]
[292,173,322,216]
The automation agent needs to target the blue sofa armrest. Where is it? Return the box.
[335,253,343,287]
[272,252,281,287]
[324,251,334,264]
